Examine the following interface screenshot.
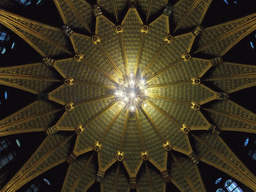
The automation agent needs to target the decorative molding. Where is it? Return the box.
[189,152,200,164]
[42,57,55,67]
[92,35,101,45]
[163,141,172,152]
[93,5,102,17]
[141,25,149,33]
[96,170,105,182]
[191,102,200,111]
[141,151,149,161]
[75,125,84,135]
[181,124,190,134]
[130,177,137,189]
[116,151,124,161]
[46,126,58,136]
[94,141,102,152]
[163,4,172,16]
[74,53,84,62]
[181,52,191,61]
[161,170,171,183]
[65,102,74,111]
[62,25,73,37]
[164,34,173,44]
[116,25,124,34]
[64,77,74,86]
[192,26,204,36]
[191,78,201,85]
[210,57,223,66]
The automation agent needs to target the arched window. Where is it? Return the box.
[224,180,243,192]
[216,188,225,192]
[244,137,256,161]
[215,177,223,185]
[14,0,44,7]
[223,0,238,4]
[0,30,16,55]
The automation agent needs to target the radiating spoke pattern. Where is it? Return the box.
[1,0,256,191]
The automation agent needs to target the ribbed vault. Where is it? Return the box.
[0,0,256,191]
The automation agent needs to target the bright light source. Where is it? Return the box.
[130,106,135,111]
[124,97,129,102]
[144,103,147,107]
[130,92,136,98]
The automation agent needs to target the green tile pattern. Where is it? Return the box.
[149,83,215,103]
[122,9,142,73]
[56,0,93,32]
[55,59,114,86]
[61,154,97,192]
[172,0,212,32]
[140,15,168,74]
[72,34,118,77]
[101,164,130,192]
[194,133,256,184]
[97,16,125,74]
[138,110,166,170]
[149,58,210,85]
[74,104,120,155]
[207,62,256,78]
[205,100,256,132]
[137,163,166,192]
[98,110,126,170]
[50,84,111,104]
[58,98,113,128]
[170,154,206,192]
[123,116,141,175]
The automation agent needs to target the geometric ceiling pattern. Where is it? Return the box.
[0,0,256,191]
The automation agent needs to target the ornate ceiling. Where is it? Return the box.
[0,0,256,191]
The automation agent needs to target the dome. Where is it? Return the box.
[0,0,256,191]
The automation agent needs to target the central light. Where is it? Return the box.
[115,74,148,111]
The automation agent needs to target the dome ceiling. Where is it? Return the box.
[0,0,256,191]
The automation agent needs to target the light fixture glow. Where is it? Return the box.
[114,75,148,112]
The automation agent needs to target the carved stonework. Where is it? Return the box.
[192,26,204,36]
[191,78,201,85]
[163,141,172,152]
[46,126,58,136]
[208,125,221,135]
[210,57,223,66]
[93,5,102,17]
[96,170,105,182]
[65,102,74,111]
[189,152,200,164]
[64,78,74,86]
[141,25,149,33]
[181,52,191,61]
[66,152,78,164]
[62,25,73,37]
[42,57,55,67]
[74,53,84,62]
[130,177,137,189]
[164,34,173,44]
[75,125,84,135]
[161,170,171,183]
[191,102,200,111]
[163,4,172,16]
[92,35,101,45]
[216,92,229,101]
[116,151,124,161]
[141,151,149,161]
[94,141,102,152]
[116,25,124,34]
[181,124,190,134]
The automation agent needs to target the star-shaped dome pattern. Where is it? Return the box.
[0,0,256,191]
